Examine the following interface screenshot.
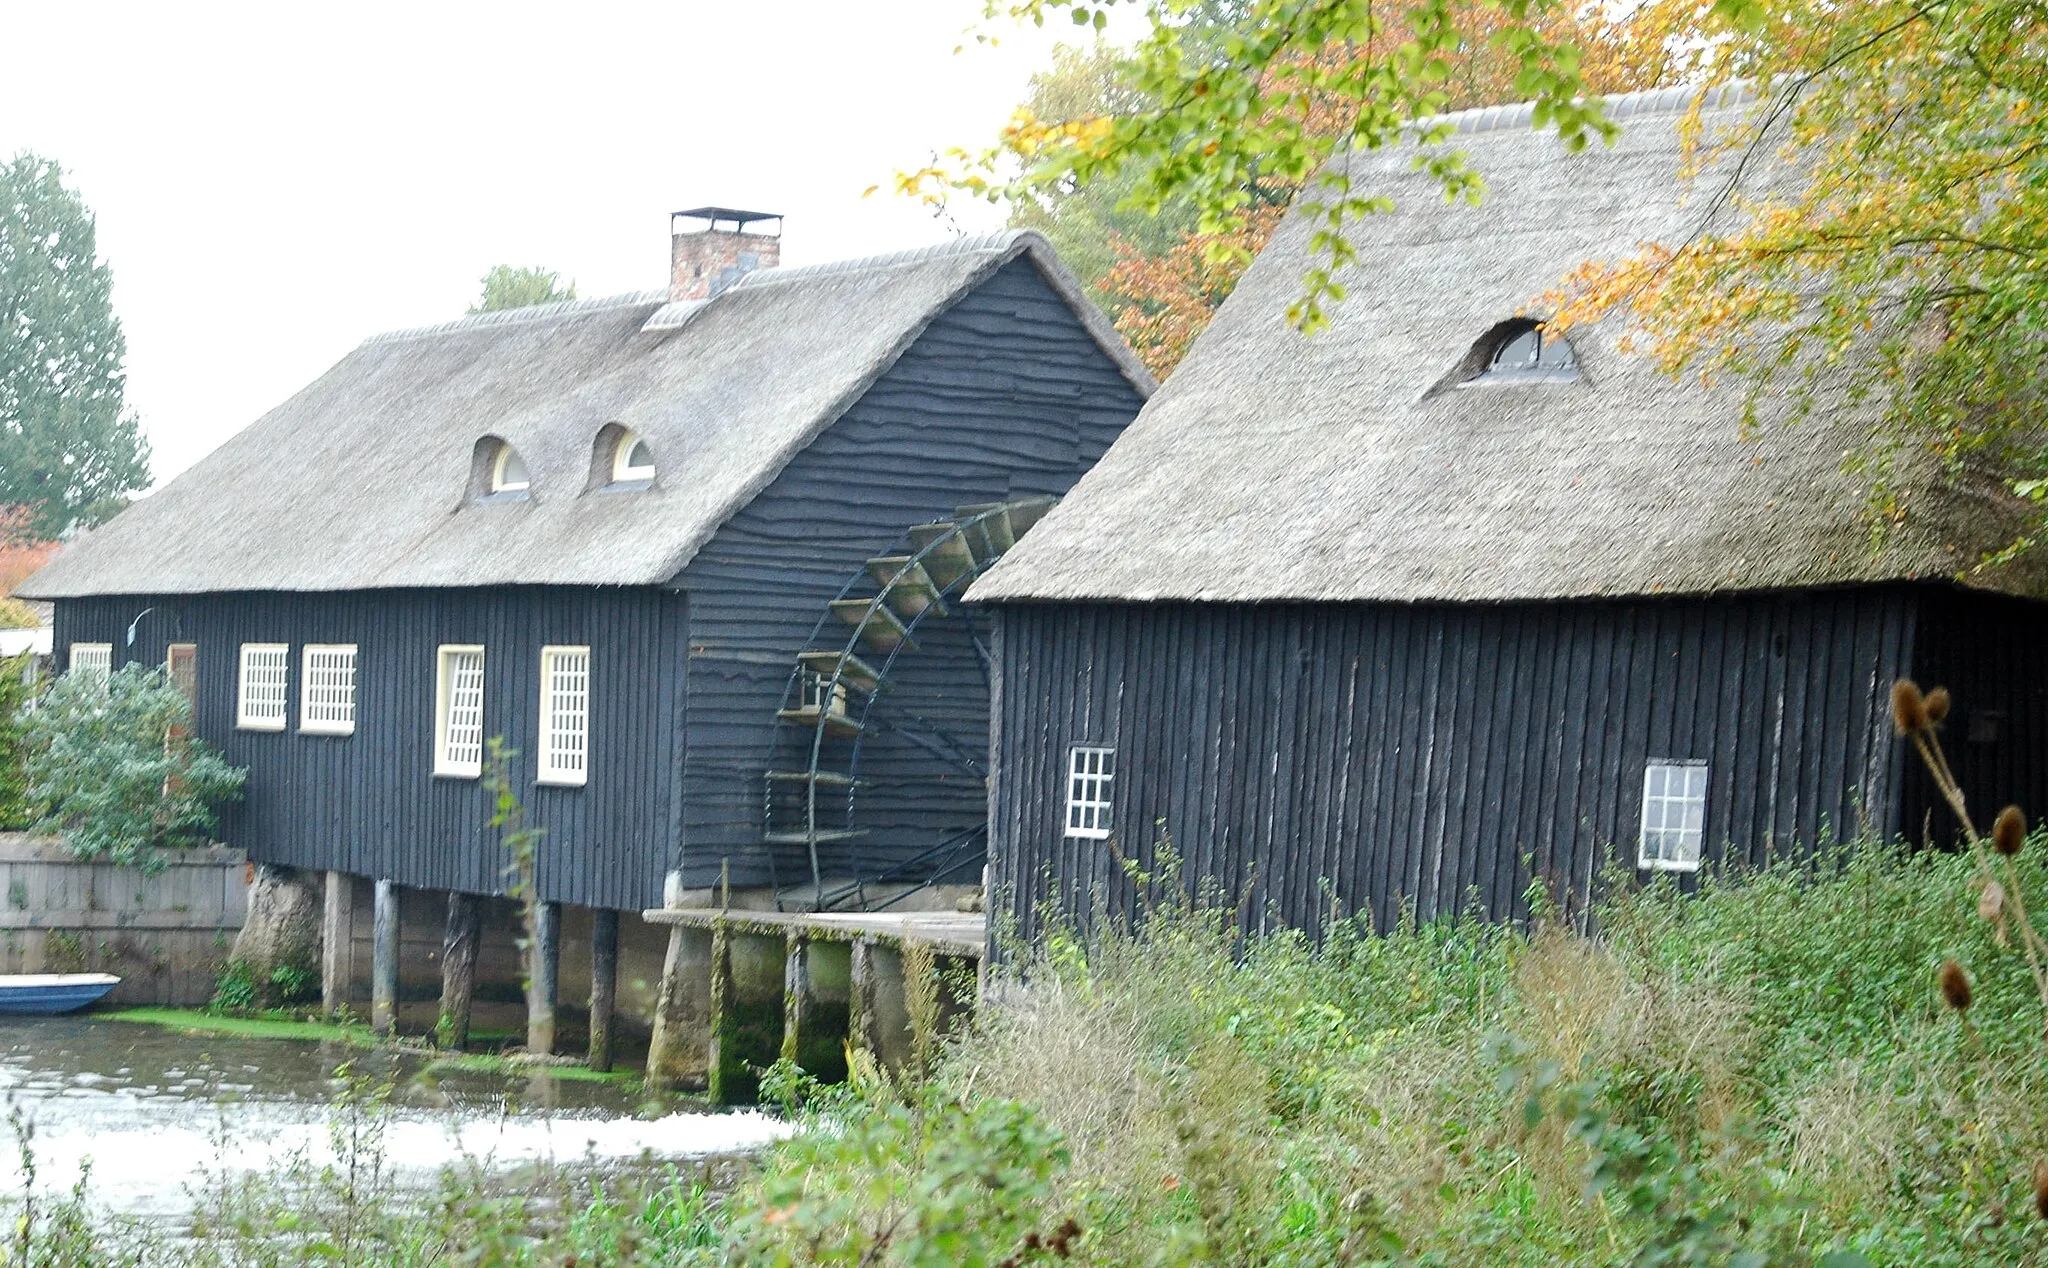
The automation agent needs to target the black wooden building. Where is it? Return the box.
[22,216,1152,917]
[968,85,2048,938]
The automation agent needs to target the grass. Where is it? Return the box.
[99,1006,639,1084]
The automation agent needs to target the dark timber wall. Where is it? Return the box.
[990,588,1924,940]
[677,257,1144,890]
[1904,587,2048,843]
[52,587,686,912]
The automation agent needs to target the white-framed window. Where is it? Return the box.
[300,644,358,736]
[434,645,486,777]
[236,643,290,731]
[68,642,112,680]
[611,429,656,483]
[490,443,531,494]
[538,645,591,786]
[1065,744,1116,840]
[1639,760,1707,872]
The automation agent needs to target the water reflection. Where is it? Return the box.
[0,1016,787,1214]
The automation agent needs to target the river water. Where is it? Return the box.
[0,1015,789,1216]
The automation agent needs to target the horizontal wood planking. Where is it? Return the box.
[990,588,1917,941]
[53,586,687,911]
[676,258,1144,890]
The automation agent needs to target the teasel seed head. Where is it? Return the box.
[1939,959,1973,1012]
[1996,805,2027,857]
[2033,1159,2048,1221]
[1892,679,1928,735]
[1925,686,1951,725]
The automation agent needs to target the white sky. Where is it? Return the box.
[0,1,1098,484]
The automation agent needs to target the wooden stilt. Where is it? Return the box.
[588,909,620,1072]
[646,924,713,1089]
[527,900,560,1055]
[321,870,354,1018]
[706,922,736,1103]
[848,936,880,1060]
[371,879,398,1036]
[781,932,808,1067]
[437,892,481,1051]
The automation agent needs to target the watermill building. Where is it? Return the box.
[20,211,1152,1060]
[970,86,2048,939]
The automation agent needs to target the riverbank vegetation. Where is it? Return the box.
[14,834,2048,1264]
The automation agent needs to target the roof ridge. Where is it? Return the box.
[728,229,1032,292]
[1424,79,1758,139]
[361,289,668,346]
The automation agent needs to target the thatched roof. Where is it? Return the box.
[972,84,2048,606]
[24,231,1149,599]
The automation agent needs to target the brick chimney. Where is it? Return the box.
[670,207,783,301]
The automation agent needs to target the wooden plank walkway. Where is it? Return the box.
[640,907,986,956]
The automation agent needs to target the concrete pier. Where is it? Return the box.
[643,908,984,1103]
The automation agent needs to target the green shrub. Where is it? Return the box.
[0,653,33,829]
[22,662,245,872]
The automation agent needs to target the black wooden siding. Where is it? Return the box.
[677,257,1145,890]
[53,587,687,911]
[989,589,1918,939]
[1903,587,2048,842]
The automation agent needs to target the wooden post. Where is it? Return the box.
[527,900,560,1055]
[437,892,481,1051]
[783,934,850,1084]
[588,908,620,1073]
[647,923,714,1088]
[848,936,880,1061]
[320,871,354,1018]
[371,879,398,1036]
[706,921,735,1103]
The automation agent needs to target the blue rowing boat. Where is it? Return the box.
[0,974,120,1015]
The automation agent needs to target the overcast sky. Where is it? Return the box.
[0,1,1094,484]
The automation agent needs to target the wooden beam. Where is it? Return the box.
[320,870,354,1019]
[588,908,620,1073]
[370,879,398,1036]
[527,900,560,1056]
[437,892,480,1051]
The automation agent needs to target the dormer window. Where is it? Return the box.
[611,430,656,483]
[491,444,531,494]
[1459,319,1577,386]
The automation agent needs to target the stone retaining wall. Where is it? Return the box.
[0,834,249,1005]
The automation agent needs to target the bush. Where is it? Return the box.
[22,662,245,872]
[0,653,34,828]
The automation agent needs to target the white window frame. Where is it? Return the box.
[68,642,112,680]
[490,443,530,494]
[236,643,290,732]
[299,644,359,736]
[1065,744,1116,840]
[434,644,487,778]
[1638,759,1708,872]
[611,429,656,483]
[537,644,591,787]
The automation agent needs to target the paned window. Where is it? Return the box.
[1065,745,1116,840]
[538,645,591,786]
[68,643,112,681]
[612,430,656,483]
[300,644,358,736]
[236,643,289,731]
[165,644,198,707]
[1639,760,1707,871]
[435,645,486,777]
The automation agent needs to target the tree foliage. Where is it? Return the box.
[469,265,577,314]
[914,0,1699,376]
[22,663,245,871]
[0,154,151,537]
[0,655,33,829]
[1549,0,2048,549]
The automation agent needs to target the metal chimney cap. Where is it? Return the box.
[671,207,783,235]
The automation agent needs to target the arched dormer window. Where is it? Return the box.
[469,436,532,503]
[612,430,656,483]
[587,423,657,492]
[1458,318,1577,386]
[491,444,531,493]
